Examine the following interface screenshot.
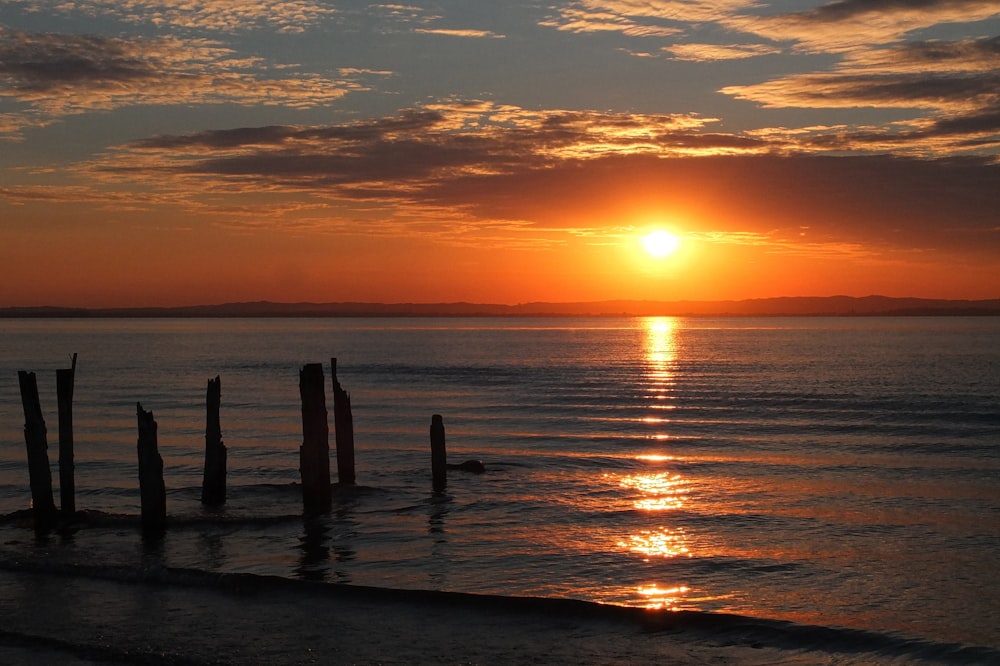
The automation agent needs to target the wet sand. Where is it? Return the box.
[0,565,948,665]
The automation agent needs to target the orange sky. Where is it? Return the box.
[2,3,999,307]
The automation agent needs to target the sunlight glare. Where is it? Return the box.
[641,230,680,258]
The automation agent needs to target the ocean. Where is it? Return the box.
[1,316,998,657]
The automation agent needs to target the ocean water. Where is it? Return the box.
[0,316,997,654]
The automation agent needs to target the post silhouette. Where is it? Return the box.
[201,375,227,505]
[299,363,331,513]
[331,358,356,485]
[136,403,166,536]
[17,371,57,530]
[430,414,447,493]
[56,353,77,516]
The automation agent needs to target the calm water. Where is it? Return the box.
[1,317,998,650]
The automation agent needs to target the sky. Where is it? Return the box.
[1,1,999,308]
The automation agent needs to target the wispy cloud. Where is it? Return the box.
[10,0,338,33]
[726,0,1000,53]
[663,43,782,62]
[413,28,504,39]
[0,28,369,137]
[722,36,1000,156]
[541,0,755,34]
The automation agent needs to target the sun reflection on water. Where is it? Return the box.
[620,471,690,510]
[619,527,690,559]
[636,584,691,610]
[642,317,679,440]
[636,454,674,462]
[645,317,677,367]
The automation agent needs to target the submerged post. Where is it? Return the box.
[17,371,57,530]
[56,353,77,516]
[136,403,166,536]
[299,363,331,513]
[201,375,227,505]
[430,414,447,493]
[331,358,356,486]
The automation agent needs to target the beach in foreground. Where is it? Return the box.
[1,565,992,665]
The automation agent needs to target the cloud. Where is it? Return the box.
[539,1,1000,66]
[0,28,368,137]
[725,0,1000,53]
[7,102,980,259]
[841,35,1000,73]
[539,6,683,37]
[663,43,782,62]
[79,104,745,189]
[541,1,756,34]
[413,28,504,38]
[10,0,338,33]
[723,68,1000,113]
[721,36,1000,156]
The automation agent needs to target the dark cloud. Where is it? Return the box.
[0,29,154,88]
[92,105,737,186]
[800,0,992,23]
[0,28,361,135]
[723,36,1000,156]
[419,153,1000,254]
[725,0,1000,52]
[724,35,1000,112]
[78,104,999,257]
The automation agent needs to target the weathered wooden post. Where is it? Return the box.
[17,371,57,530]
[201,375,227,505]
[299,363,331,513]
[430,414,447,493]
[136,403,166,536]
[56,353,77,516]
[331,358,356,486]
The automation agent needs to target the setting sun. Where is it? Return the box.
[642,230,681,258]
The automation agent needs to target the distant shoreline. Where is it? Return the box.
[2,295,1000,318]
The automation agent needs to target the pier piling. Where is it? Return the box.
[17,370,57,530]
[299,363,331,513]
[201,375,227,505]
[136,403,166,536]
[56,353,77,516]
[331,358,356,486]
[430,414,447,493]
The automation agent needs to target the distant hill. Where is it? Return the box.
[3,296,1000,318]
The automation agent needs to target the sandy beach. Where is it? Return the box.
[2,563,979,665]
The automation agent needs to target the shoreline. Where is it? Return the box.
[1,562,995,665]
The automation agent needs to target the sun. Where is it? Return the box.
[641,230,681,258]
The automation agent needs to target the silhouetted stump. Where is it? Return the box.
[331,358,356,486]
[430,414,447,493]
[17,370,57,531]
[136,403,166,536]
[447,459,486,474]
[299,363,331,514]
[201,375,227,505]
[56,353,77,516]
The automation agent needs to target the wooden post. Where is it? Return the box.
[136,403,166,536]
[430,414,447,493]
[17,371,57,530]
[201,375,227,505]
[331,358,356,486]
[56,353,77,516]
[299,363,331,513]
